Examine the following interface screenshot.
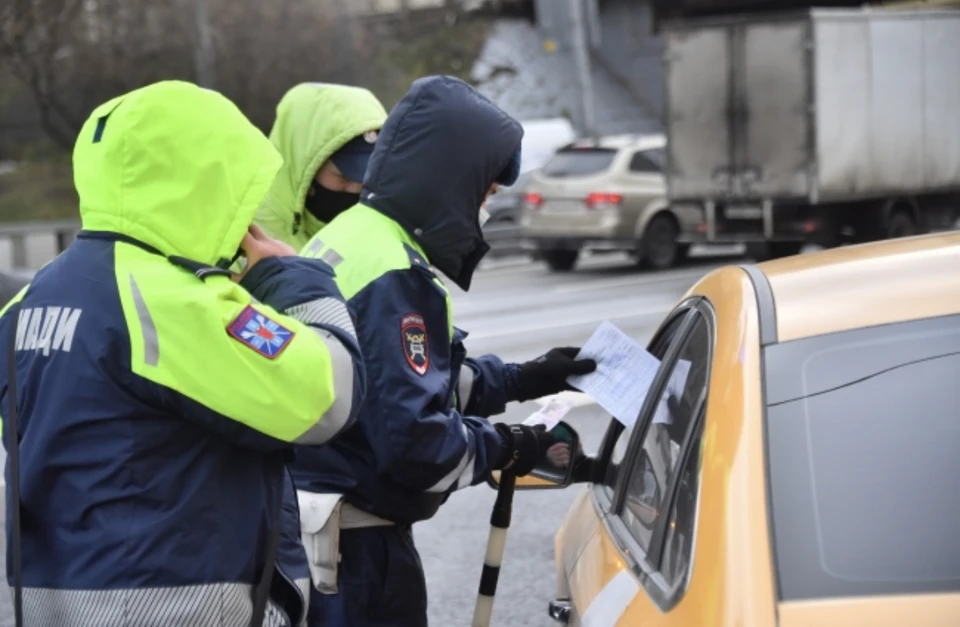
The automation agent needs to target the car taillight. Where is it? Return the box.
[524,192,543,210]
[585,192,622,209]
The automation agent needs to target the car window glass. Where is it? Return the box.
[601,312,689,501]
[620,317,710,552]
[660,419,705,589]
[542,148,617,178]
[765,314,960,601]
[629,148,665,173]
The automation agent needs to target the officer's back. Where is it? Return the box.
[0,81,365,627]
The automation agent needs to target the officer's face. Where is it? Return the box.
[315,161,363,194]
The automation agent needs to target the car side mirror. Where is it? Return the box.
[486,421,586,491]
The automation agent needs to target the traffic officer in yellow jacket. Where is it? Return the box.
[292,76,597,626]
[0,81,365,627]
[253,82,388,250]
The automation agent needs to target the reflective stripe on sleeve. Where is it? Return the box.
[285,297,357,341]
[425,424,476,493]
[458,365,475,411]
[293,328,356,445]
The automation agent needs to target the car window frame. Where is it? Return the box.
[628,148,665,175]
[592,299,702,513]
[593,298,715,611]
[652,396,708,597]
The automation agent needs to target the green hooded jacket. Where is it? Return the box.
[254,83,388,250]
[32,79,356,445]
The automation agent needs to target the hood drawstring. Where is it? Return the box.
[292,211,302,236]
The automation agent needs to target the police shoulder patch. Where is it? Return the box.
[228,305,295,359]
[401,313,429,375]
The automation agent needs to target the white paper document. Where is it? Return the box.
[566,321,661,428]
[522,396,574,431]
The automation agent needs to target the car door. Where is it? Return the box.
[563,298,714,626]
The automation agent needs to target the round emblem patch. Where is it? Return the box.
[363,130,378,144]
[401,313,429,375]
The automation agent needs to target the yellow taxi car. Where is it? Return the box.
[526,232,960,626]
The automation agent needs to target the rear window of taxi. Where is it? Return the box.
[763,313,960,601]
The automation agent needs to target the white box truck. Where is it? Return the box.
[663,7,960,258]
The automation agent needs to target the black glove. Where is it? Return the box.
[492,423,558,477]
[515,347,596,402]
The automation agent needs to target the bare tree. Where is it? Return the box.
[0,0,86,148]
[0,0,479,149]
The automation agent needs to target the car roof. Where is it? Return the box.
[756,232,960,343]
[565,133,666,152]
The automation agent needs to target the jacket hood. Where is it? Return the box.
[263,83,388,236]
[360,76,523,291]
[74,80,281,266]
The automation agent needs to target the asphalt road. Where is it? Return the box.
[0,250,740,627]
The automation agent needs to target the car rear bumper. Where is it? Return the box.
[523,207,624,237]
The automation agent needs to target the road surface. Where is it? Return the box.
[0,251,739,626]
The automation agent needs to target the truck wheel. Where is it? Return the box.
[541,249,579,272]
[886,209,917,239]
[639,213,682,270]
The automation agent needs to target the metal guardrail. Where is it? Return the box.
[0,218,534,271]
[0,219,81,271]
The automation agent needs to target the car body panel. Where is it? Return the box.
[553,232,960,625]
[759,231,960,342]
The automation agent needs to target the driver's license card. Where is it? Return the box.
[522,397,574,431]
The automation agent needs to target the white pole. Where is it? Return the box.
[193,0,216,88]
[569,0,596,138]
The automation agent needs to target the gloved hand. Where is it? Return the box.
[515,347,596,402]
[492,423,559,476]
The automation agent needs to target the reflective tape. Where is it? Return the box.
[129,274,159,366]
[294,328,356,446]
[285,297,356,341]
[458,365,475,410]
[426,424,475,493]
[580,569,640,627]
[20,582,292,627]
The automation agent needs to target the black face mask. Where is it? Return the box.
[304,181,360,224]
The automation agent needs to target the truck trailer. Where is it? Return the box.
[663,7,960,257]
